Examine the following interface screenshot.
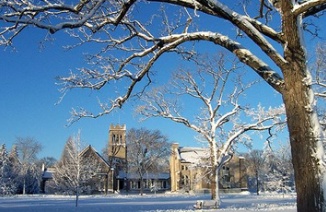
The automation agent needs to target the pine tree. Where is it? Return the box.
[0,144,16,195]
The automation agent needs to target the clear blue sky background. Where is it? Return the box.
[2,2,322,160]
[0,27,212,159]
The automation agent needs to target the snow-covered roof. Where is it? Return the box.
[178,147,210,165]
[42,168,55,179]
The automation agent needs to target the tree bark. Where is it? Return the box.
[281,2,325,211]
[210,140,220,207]
[211,163,217,199]
[283,72,324,212]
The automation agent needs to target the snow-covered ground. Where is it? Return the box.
[0,192,296,212]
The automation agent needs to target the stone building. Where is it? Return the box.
[107,124,170,192]
[170,143,247,193]
[108,124,127,160]
[42,125,246,194]
[107,124,129,191]
[42,124,171,194]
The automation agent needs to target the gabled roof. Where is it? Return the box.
[42,146,110,180]
[79,145,110,168]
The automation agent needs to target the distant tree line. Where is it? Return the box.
[0,137,56,195]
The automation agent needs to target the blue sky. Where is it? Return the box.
[0,28,212,159]
[1,2,314,160]
[0,30,283,160]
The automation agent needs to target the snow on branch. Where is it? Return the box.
[1,0,286,123]
[293,0,326,17]
[195,0,287,69]
[137,52,285,150]
[312,43,326,98]
[0,0,106,35]
[56,28,285,123]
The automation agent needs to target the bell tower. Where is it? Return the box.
[108,124,126,160]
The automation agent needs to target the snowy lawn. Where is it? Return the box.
[0,192,296,212]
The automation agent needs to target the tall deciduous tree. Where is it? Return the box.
[246,150,265,195]
[37,157,57,168]
[137,53,284,205]
[14,137,42,194]
[126,128,170,195]
[1,1,326,210]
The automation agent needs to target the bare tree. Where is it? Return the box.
[1,1,326,210]
[37,157,57,168]
[246,150,265,195]
[14,137,42,194]
[137,53,284,205]
[126,128,170,195]
[15,137,42,164]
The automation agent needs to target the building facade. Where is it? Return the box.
[107,124,127,191]
[107,124,170,193]
[42,125,247,194]
[108,124,127,160]
[170,143,247,193]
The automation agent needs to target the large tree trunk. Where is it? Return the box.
[283,71,325,212]
[211,164,218,200]
[281,2,325,211]
[210,163,221,208]
[210,140,220,207]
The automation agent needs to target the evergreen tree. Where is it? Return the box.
[8,145,20,194]
[0,144,16,195]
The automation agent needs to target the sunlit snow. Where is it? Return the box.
[0,192,296,212]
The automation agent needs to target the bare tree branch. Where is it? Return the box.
[136,52,285,201]
[293,1,326,17]
[1,1,326,209]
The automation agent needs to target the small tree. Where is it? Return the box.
[246,150,265,195]
[126,128,170,195]
[53,133,84,207]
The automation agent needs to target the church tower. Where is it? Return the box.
[108,124,126,160]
